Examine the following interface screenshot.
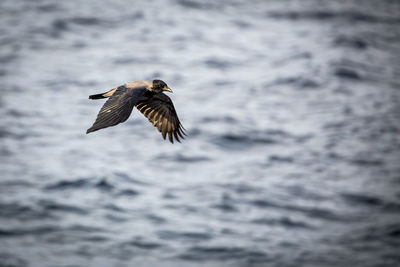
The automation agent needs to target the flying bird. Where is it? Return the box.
[87,80,185,143]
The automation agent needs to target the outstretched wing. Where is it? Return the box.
[87,86,145,134]
[135,93,185,143]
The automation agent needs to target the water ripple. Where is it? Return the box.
[1,0,399,266]
[179,246,269,262]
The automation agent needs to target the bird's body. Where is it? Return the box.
[87,80,185,143]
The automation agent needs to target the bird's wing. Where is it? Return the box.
[135,93,185,143]
[87,86,145,134]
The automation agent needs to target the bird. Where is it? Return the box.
[86,80,185,143]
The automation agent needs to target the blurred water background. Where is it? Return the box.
[1,0,400,266]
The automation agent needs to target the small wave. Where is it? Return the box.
[44,178,90,190]
[326,152,384,167]
[251,199,356,222]
[267,155,294,164]
[103,203,126,212]
[146,214,167,224]
[36,3,60,13]
[386,224,400,238]
[96,179,114,191]
[82,235,109,243]
[211,192,238,212]
[113,57,139,65]
[323,121,347,130]
[334,67,362,80]
[49,16,114,38]
[285,185,328,202]
[0,226,61,237]
[333,35,368,50]
[381,202,400,213]
[179,246,269,262]
[52,17,104,30]
[126,239,163,250]
[117,188,140,197]
[213,129,312,149]
[303,207,356,222]
[0,54,17,64]
[67,225,104,233]
[175,154,212,163]
[218,183,262,195]
[212,203,238,212]
[231,19,252,29]
[0,128,39,140]
[0,202,52,220]
[342,193,400,213]
[52,19,68,32]
[44,178,119,192]
[164,204,199,214]
[105,214,128,222]
[215,133,277,148]
[251,199,280,209]
[252,216,313,229]
[39,200,89,215]
[0,253,27,267]
[177,0,219,10]
[270,76,320,90]
[6,109,33,118]
[200,115,237,124]
[113,172,150,186]
[213,79,236,87]
[204,58,233,70]
[267,10,400,24]
[349,157,383,166]
[154,153,211,163]
[69,17,103,26]
[157,230,212,241]
[341,193,383,206]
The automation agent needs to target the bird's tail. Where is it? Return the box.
[89,88,117,100]
[89,93,106,99]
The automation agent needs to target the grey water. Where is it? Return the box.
[1,0,400,266]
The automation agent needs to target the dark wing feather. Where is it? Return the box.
[86,86,145,134]
[135,93,185,143]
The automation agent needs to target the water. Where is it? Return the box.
[1,0,400,266]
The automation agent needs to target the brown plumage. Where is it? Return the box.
[86,80,185,143]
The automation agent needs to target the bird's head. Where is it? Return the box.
[151,80,172,93]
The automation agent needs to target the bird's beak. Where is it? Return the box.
[164,87,173,93]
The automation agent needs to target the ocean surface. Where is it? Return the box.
[1,0,400,266]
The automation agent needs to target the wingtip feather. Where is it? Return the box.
[168,132,174,143]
